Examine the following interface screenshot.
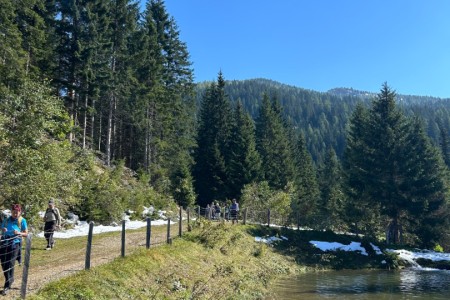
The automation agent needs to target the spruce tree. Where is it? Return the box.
[255,94,293,189]
[343,103,381,236]
[437,120,450,168]
[317,148,346,230]
[0,0,45,92]
[400,117,449,247]
[344,83,450,245]
[291,132,320,227]
[193,72,233,206]
[227,101,262,198]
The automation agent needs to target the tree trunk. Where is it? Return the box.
[83,93,88,149]
[386,217,402,245]
[91,98,95,150]
[106,93,114,166]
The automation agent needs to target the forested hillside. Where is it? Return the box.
[196,78,450,163]
[0,0,196,223]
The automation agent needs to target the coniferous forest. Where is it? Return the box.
[1,0,449,249]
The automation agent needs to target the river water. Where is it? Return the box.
[267,269,450,299]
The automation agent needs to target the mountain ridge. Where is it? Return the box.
[198,78,450,102]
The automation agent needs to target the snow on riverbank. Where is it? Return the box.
[388,249,450,262]
[309,240,450,265]
[310,240,380,256]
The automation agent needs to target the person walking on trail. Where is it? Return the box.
[43,199,61,250]
[213,202,221,220]
[0,204,28,296]
[230,199,239,224]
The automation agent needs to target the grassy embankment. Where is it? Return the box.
[28,221,396,300]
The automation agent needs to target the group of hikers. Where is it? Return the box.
[205,198,240,224]
[0,198,240,295]
[0,199,61,295]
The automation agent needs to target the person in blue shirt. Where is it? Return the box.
[0,204,28,295]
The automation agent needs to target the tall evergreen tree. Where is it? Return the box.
[0,0,48,92]
[343,103,381,236]
[193,72,233,206]
[0,0,24,91]
[103,0,139,165]
[227,101,262,198]
[291,132,320,226]
[15,0,48,78]
[317,148,346,230]
[367,83,412,244]
[344,83,449,245]
[437,120,450,168]
[400,117,449,247]
[131,0,195,200]
[255,94,293,189]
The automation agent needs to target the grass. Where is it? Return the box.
[27,221,396,299]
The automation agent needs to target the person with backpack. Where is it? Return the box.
[43,199,61,250]
[0,204,28,295]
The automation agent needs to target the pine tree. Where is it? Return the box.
[344,83,450,245]
[130,1,195,201]
[400,117,449,247]
[15,0,48,78]
[291,132,320,226]
[104,0,139,165]
[317,148,346,230]
[437,120,450,168]
[0,0,47,92]
[342,103,381,235]
[227,101,262,198]
[367,83,412,244]
[255,94,293,189]
[193,72,233,206]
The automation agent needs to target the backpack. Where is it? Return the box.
[45,208,60,223]
[47,208,58,218]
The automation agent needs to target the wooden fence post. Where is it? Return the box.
[121,220,126,257]
[167,218,171,244]
[267,209,271,227]
[146,217,151,249]
[179,207,182,237]
[187,208,191,232]
[243,208,248,225]
[20,234,32,299]
[85,221,94,270]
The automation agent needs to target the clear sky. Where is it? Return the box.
[145,0,450,98]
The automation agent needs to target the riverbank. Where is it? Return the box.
[26,221,447,299]
[28,222,300,299]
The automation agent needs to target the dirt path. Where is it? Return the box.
[4,223,185,299]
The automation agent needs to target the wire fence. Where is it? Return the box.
[0,205,291,299]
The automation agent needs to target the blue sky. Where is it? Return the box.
[144,1,450,98]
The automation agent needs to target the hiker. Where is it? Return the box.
[43,199,62,250]
[214,202,221,220]
[0,204,28,295]
[230,199,239,224]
